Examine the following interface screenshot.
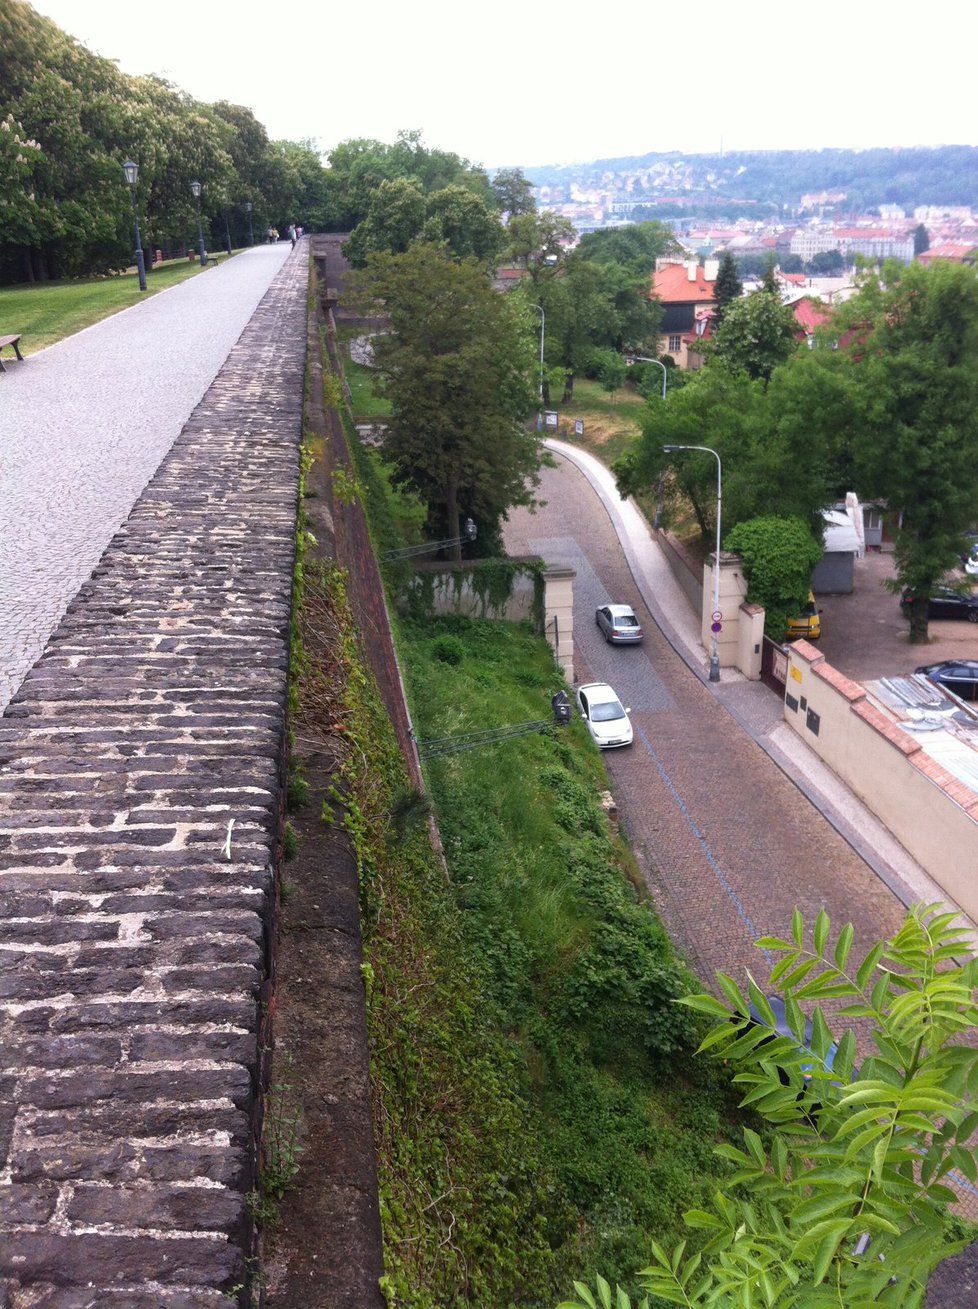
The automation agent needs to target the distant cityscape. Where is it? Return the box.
[526,146,978,267]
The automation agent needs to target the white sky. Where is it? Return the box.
[29,0,978,169]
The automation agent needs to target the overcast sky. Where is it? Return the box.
[30,0,978,169]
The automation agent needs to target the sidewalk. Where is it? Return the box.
[547,438,974,933]
[0,241,295,713]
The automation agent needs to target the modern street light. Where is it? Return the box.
[663,443,723,682]
[245,201,254,247]
[222,197,232,258]
[533,303,545,413]
[625,353,667,400]
[122,159,147,292]
[190,179,207,267]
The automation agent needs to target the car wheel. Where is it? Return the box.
[969,610,978,623]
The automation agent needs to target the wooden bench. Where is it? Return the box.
[0,334,24,372]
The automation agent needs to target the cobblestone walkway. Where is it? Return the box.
[0,246,307,1304]
[505,457,907,982]
[0,243,292,713]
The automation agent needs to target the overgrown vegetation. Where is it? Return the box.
[725,516,823,640]
[309,365,743,1301]
[561,906,978,1308]
[398,615,741,1300]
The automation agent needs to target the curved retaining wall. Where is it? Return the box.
[0,249,308,1305]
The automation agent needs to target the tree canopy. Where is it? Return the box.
[0,0,328,281]
[711,290,801,383]
[352,244,541,553]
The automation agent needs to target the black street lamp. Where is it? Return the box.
[122,159,147,292]
[245,201,254,247]
[190,179,207,267]
[222,197,232,258]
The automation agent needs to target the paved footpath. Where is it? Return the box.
[0,243,292,713]
[0,245,306,1305]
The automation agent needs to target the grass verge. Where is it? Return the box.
[335,325,392,417]
[0,253,238,353]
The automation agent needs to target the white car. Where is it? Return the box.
[576,682,633,749]
[965,545,978,577]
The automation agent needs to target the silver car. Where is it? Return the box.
[596,604,644,644]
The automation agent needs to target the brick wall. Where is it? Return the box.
[0,249,307,1304]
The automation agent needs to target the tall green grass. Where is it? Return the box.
[399,615,740,1299]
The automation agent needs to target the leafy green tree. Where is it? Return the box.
[913,222,930,256]
[420,184,504,263]
[725,515,823,638]
[344,177,427,266]
[353,244,540,555]
[614,370,762,538]
[560,904,978,1309]
[347,176,505,267]
[711,252,742,330]
[320,130,487,232]
[808,248,845,275]
[507,210,576,285]
[491,166,536,217]
[759,258,780,295]
[597,349,627,403]
[712,291,800,383]
[836,260,978,641]
[577,221,676,273]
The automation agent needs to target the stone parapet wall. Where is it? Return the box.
[0,249,308,1304]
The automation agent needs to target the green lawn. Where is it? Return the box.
[335,325,391,418]
[0,252,240,354]
[549,376,650,467]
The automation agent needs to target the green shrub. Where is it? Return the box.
[431,633,465,665]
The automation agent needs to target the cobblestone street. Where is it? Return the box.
[0,243,292,713]
[505,455,907,982]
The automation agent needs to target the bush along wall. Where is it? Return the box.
[395,557,546,626]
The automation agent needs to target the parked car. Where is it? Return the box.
[964,544,978,577]
[786,591,822,641]
[900,587,978,623]
[916,660,978,701]
[576,682,633,749]
[745,993,839,1088]
[595,604,644,644]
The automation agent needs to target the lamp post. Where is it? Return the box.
[625,353,667,400]
[122,159,147,292]
[533,303,545,412]
[245,201,254,247]
[222,197,232,258]
[190,180,207,267]
[664,443,723,682]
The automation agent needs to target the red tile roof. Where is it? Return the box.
[792,297,832,333]
[918,242,976,263]
[652,263,717,304]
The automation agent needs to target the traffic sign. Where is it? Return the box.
[710,621,722,633]
[712,609,722,622]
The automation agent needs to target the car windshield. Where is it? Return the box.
[614,614,639,627]
[591,700,626,722]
